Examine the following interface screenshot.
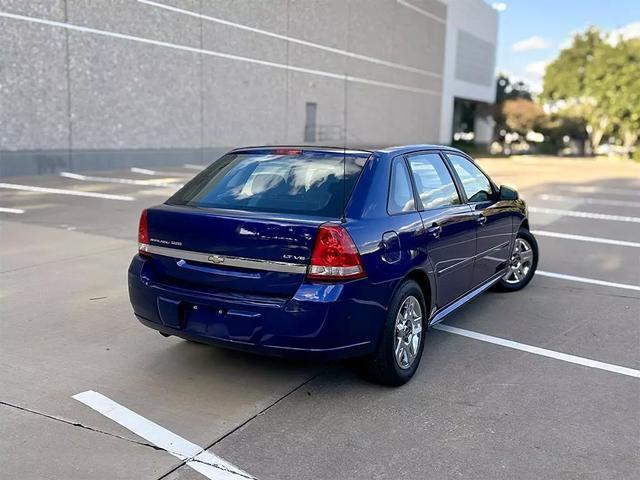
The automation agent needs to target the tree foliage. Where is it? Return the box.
[493,74,540,144]
[496,74,533,103]
[585,38,640,149]
[537,104,589,153]
[542,27,604,101]
[502,98,545,135]
[542,27,640,152]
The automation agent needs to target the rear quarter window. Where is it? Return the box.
[388,158,416,215]
[167,151,368,218]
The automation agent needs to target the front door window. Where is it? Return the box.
[446,154,493,203]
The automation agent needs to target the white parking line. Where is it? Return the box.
[529,207,640,223]
[537,271,640,292]
[131,167,157,175]
[531,230,640,248]
[560,185,640,196]
[184,164,205,170]
[73,391,254,480]
[0,207,25,214]
[538,193,640,208]
[0,183,135,201]
[60,172,184,188]
[433,324,640,379]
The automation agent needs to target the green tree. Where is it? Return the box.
[496,73,533,103]
[543,28,640,155]
[542,27,610,151]
[537,104,589,154]
[492,74,539,146]
[585,38,640,151]
[542,27,603,100]
[502,98,546,135]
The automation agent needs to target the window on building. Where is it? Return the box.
[304,102,317,142]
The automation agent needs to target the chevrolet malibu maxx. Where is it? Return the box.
[128,145,538,385]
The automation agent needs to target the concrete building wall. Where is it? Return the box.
[439,0,498,145]
[1,0,494,177]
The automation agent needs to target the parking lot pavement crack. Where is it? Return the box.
[0,400,162,453]
[155,367,329,480]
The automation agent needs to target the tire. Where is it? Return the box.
[360,280,427,386]
[495,228,538,292]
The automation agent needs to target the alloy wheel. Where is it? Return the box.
[503,237,534,285]
[393,295,423,369]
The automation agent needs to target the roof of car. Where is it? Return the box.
[230,146,373,155]
[230,144,465,157]
[376,144,466,156]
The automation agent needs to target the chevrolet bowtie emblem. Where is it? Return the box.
[208,255,225,264]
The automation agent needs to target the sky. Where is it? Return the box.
[490,0,640,92]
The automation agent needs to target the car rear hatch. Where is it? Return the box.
[140,148,369,299]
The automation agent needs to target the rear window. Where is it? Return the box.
[167,150,369,217]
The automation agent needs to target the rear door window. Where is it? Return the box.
[407,153,461,209]
[167,150,368,217]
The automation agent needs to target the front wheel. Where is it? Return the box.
[495,228,538,292]
[359,280,427,386]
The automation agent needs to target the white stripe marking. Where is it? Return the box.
[131,167,157,175]
[537,271,640,292]
[0,11,439,96]
[184,164,206,170]
[0,183,135,201]
[60,172,184,188]
[560,185,640,196]
[538,193,640,208]
[138,0,442,78]
[0,207,25,214]
[73,391,254,480]
[532,230,640,248]
[529,206,640,223]
[433,324,640,379]
[396,0,447,23]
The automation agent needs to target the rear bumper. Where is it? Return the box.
[128,255,390,360]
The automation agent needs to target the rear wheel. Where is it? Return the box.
[495,228,538,292]
[360,280,427,386]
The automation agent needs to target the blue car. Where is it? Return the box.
[129,145,538,385]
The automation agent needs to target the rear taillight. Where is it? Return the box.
[307,224,366,281]
[138,209,150,256]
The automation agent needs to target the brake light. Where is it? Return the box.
[273,148,302,155]
[138,209,150,256]
[307,224,366,281]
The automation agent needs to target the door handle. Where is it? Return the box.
[476,215,487,226]
[427,224,442,238]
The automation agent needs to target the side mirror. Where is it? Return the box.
[499,185,519,201]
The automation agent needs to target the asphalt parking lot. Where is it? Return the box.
[1,156,639,479]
